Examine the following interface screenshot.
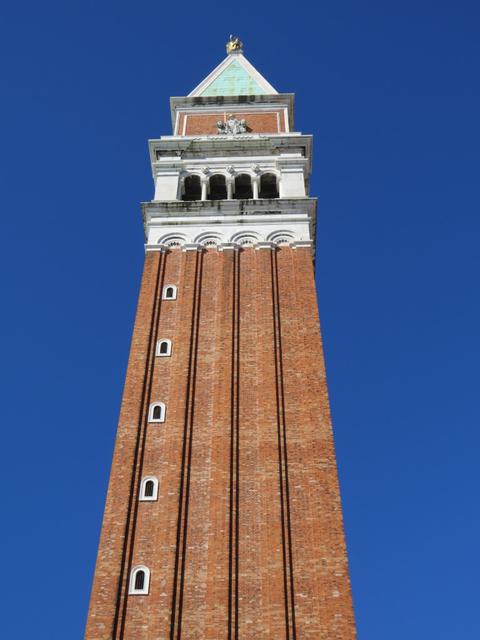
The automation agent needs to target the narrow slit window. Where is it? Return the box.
[139,476,158,501]
[156,339,172,357]
[144,480,154,497]
[162,285,177,300]
[129,566,150,595]
[135,571,145,590]
[148,402,166,423]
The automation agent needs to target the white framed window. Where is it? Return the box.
[156,339,172,357]
[129,565,150,595]
[139,476,159,501]
[162,285,177,300]
[148,402,166,423]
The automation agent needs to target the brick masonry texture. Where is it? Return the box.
[85,246,357,640]
[177,111,285,136]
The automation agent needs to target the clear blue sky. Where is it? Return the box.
[1,1,479,637]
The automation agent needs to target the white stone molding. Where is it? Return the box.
[206,169,229,178]
[266,230,296,245]
[162,285,177,300]
[194,232,223,248]
[156,164,283,180]
[290,240,313,249]
[129,566,150,595]
[218,242,240,252]
[149,135,311,192]
[151,132,308,157]
[146,135,316,252]
[143,202,315,253]
[255,241,276,250]
[230,230,261,247]
[278,164,306,198]
[182,243,204,252]
[148,402,166,423]
[144,238,312,252]
[154,169,181,201]
[156,339,172,357]
[143,243,169,253]
[139,477,159,501]
[158,233,188,248]
[153,161,301,203]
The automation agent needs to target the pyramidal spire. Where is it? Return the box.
[188,36,278,97]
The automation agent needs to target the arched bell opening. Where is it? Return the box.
[209,174,227,200]
[259,173,279,199]
[233,174,253,199]
[182,175,202,201]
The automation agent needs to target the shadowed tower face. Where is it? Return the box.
[85,36,357,640]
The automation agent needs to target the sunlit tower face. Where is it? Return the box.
[85,37,357,640]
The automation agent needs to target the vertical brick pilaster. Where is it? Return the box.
[271,248,297,640]
[238,247,287,638]
[180,248,232,639]
[203,249,235,639]
[169,248,204,640]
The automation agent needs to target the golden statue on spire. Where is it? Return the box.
[226,34,243,54]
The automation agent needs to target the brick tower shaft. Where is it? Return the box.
[85,38,357,640]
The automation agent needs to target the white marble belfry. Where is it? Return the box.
[142,54,316,253]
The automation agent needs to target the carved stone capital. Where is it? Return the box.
[255,241,276,250]
[218,242,241,252]
[182,243,204,252]
[144,243,170,253]
[290,240,313,249]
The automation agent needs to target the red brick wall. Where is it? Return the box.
[85,247,356,640]
[175,111,284,135]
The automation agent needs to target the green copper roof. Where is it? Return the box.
[199,59,265,96]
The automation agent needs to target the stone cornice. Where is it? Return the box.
[142,197,316,222]
[149,134,312,171]
[141,197,317,256]
[145,239,313,253]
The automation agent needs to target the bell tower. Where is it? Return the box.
[85,36,357,639]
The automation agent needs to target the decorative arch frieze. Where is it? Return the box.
[158,233,188,248]
[230,231,261,247]
[194,232,225,247]
[266,230,295,246]
[147,228,311,252]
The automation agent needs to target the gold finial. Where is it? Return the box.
[226,34,243,54]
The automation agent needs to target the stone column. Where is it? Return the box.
[252,176,259,199]
[201,178,208,201]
